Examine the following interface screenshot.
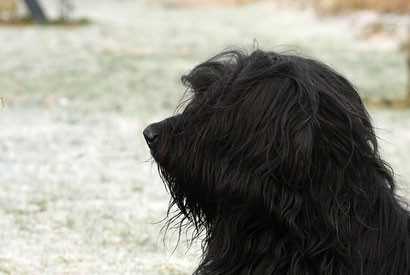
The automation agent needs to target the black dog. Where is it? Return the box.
[144,50,409,274]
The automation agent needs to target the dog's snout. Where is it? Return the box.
[143,124,160,148]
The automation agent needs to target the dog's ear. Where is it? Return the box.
[270,107,316,189]
[287,122,315,187]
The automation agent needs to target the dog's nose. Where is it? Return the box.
[143,124,160,148]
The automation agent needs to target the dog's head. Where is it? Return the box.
[144,49,384,231]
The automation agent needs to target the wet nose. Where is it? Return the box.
[143,124,160,148]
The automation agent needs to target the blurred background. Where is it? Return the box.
[0,0,409,274]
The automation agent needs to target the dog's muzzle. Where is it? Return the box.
[143,123,160,149]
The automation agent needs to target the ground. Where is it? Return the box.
[0,0,409,274]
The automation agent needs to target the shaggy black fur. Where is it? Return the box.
[143,49,410,275]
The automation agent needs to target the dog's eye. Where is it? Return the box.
[270,55,280,62]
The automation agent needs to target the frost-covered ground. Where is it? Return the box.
[0,0,409,274]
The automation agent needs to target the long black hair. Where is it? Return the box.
[150,49,410,274]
